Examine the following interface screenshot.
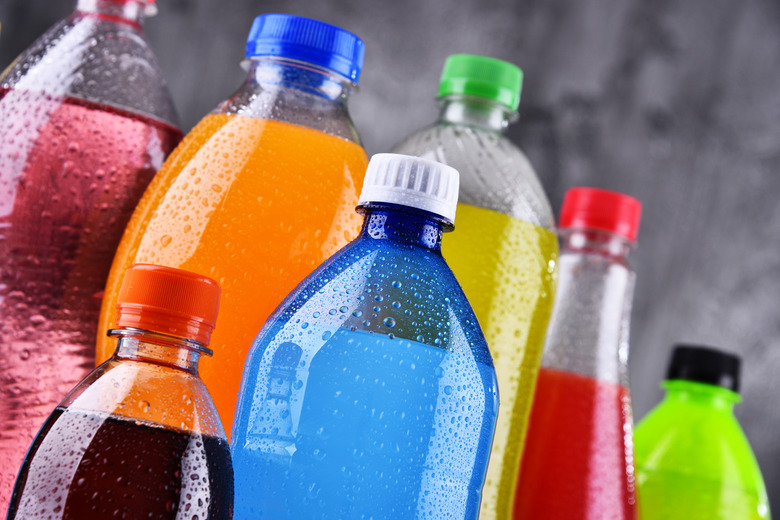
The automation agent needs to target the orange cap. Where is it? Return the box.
[115,264,221,346]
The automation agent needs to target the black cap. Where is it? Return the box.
[666,344,741,393]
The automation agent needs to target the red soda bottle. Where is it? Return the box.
[513,187,642,519]
[0,0,181,508]
[7,264,233,519]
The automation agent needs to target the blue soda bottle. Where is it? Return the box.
[231,153,499,519]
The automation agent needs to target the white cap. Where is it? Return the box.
[358,153,460,223]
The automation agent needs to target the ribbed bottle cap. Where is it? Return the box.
[559,187,642,242]
[245,14,365,82]
[358,154,460,224]
[438,54,523,111]
[666,344,741,393]
[115,264,221,346]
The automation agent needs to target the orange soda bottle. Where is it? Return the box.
[96,14,368,431]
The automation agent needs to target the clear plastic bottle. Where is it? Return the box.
[391,54,557,519]
[0,0,180,510]
[231,154,498,519]
[635,345,771,520]
[95,14,368,432]
[513,187,642,519]
[7,264,232,519]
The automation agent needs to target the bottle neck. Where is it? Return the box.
[357,203,449,252]
[560,228,635,259]
[437,96,516,132]
[541,228,636,384]
[663,379,741,412]
[75,0,151,27]
[109,328,210,373]
[219,57,360,143]
[245,57,354,102]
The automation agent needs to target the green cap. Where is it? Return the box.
[437,54,523,111]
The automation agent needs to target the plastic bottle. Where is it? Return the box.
[391,54,557,518]
[635,345,771,519]
[513,187,642,519]
[0,0,180,510]
[231,153,498,519]
[95,13,368,432]
[7,264,233,519]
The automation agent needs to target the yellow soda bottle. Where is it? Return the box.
[392,54,557,519]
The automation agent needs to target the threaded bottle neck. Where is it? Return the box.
[438,96,515,132]
[75,0,151,27]
[109,328,210,374]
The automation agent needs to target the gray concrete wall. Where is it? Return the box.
[3,0,780,512]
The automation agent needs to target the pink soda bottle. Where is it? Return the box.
[0,0,181,511]
[513,187,642,519]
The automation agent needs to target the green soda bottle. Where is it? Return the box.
[635,345,771,519]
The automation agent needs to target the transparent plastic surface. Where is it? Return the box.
[7,330,233,519]
[392,96,557,519]
[0,2,181,511]
[231,204,498,520]
[393,98,552,226]
[515,229,637,519]
[219,58,361,143]
[1,0,178,126]
[96,56,368,434]
[538,230,635,385]
[636,380,771,520]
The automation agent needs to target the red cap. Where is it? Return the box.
[115,264,221,346]
[559,187,642,242]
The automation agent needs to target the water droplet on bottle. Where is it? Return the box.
[383,317,396,328]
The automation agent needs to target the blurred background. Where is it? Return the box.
[2,0,779,511]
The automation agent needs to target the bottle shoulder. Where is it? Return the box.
[0,14,179,127]
[635,401,764,485]
[214,75,361,145]
[60,357,225,438]
[392,122,555,230]
[256,235,492,365]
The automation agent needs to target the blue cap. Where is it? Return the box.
[245,14,365,83]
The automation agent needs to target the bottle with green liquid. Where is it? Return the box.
[635,344,771,520]
[392,54,557,520]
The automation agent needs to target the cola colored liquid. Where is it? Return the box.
[514,368,637,519]
[0,88,181,507]
[8,407,233,519]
